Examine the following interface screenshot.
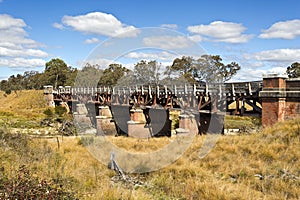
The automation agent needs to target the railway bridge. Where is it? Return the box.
[44,74,300,137]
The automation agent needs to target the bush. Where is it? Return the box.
[43,108,54,118]
[4,89,11,95]
[55,106,67,117]
[0,165,78,200]
[0,128,29,156]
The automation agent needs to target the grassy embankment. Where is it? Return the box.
[0,90,299,199]
[0,90,47,129]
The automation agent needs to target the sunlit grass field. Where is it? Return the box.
[0,90,299,199]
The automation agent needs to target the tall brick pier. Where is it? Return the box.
[259,74,300,127]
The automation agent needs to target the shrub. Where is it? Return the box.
[4,89,11,95]
[55,106,67,117]
[0,128,29,156]
[0,165,78,200]
[43,108,54,118]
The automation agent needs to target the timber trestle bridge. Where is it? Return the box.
[44,74,300,137]
[45,81,263,116]
[44,80,264,137]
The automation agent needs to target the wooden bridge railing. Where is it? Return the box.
[44,81,262,97]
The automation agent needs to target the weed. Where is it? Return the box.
[0,165,78,200]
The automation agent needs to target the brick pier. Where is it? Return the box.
[259,74,300,127]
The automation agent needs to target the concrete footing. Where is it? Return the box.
[96,106,115,136]
[176,114,198,136]
[73,104,94,133]
[127,120,152,138]
[127,108,150,138]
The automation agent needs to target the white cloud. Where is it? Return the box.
[0,14,48,69]
[143,35,194,49]
[266,66,287,74]
[187,21,253,43]
[245,49,300,62]
[80,58,118,69]
[230,66,287,82]
[0,14,26,29]
[0,47,48,57]
[0,58,46,68]
[52,22,65,30]
[59,12,139,38]
[188,35,203,42]
[84,37,101,44]
[216,34,253,43]
[125,51,178,61]
[229,48,300,81]
[259,19,300,39]
[228,68,265,82]
[160,24,178,29]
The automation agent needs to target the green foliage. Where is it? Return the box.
[0,55,241,93]
[4,88,11,95]
[98,63,130,86]
[166,56,196,84]
[168,55,241,83]
[55,106,67,117]
[43,108,54,118]
[74,63,103,88]
[41,107,77,136]
[0,80,9,92]
[114,60,162,86]
[0,58,77,92]
[134,60,161,85]
[44,58,77,89]
[286,62,300,78]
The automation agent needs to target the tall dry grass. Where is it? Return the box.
[0,90,47,119]
[0,90,299,199]
[2,118,299,199]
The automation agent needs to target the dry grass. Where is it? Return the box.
[0,90,47,119]
[107,136,174,153]
[0,90,47,129]
[2,118,299,199]
[0,90,299,199]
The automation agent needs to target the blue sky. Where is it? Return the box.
[1,0,300,81]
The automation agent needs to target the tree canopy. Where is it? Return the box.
[74,63,102,88]
[168,55,241,84]
[286,62,300,78]
[133,60,161,85]
[0,58,77,94]
[44,58,77,89]
[0,55,241,94]
[98,63,129,86]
